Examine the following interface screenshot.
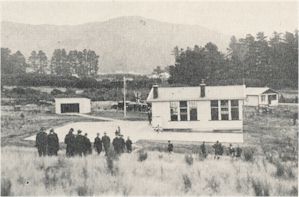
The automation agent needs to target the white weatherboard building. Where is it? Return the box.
[54,98,91,114]
[147,84,246,132]
[245,87,279,107]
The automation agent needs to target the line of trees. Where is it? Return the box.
[168,31,298,88]
[1,48,100,78]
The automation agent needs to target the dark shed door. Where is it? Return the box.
[61,103,79,113]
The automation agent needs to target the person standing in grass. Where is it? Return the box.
[35,127,48,157]
[235,145,242,158]
[75,130,85,156]
[94,133,103,155]
[200,141,207,158]
[64,128,75,157]
[102,132,111,156]
[112,134,121,154]
[213,141,221,159]
[228,144,235,157]
[47,129,59,156]
[293,112,298,125]
[83,133,92,156]
[119,135,126,153]
[167,140,173,153]
[126,137,133,153]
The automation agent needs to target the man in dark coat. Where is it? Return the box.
[119,135,126,153]
[148,108,152,125]
[94,133,103,155]
[47,129,59,156]
[83,133,92,156]
[75,130,85,156]
[228,143,235,157]
[200,141,207,158]
[112,134,120,154]
[167,140,173,153]
[102,132,110,156]
[64,128,75,157]
[213,141,221,159]
[36,127,48,157]
[235,145,242,158]
[125,136,133,153]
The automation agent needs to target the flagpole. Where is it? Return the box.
[123,76,126,117]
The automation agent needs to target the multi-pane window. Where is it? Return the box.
[211,100,219,120]
[261,95,266,102]
[211,100,240,121]
[180,101,188,121]
[170,102,178,121]
[231,100,239,120]
[189,101,197,121]
[220,100,229,120]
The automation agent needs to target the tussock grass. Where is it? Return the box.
[1,146,298,196]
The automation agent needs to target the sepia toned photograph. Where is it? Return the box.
[0,0,298,196]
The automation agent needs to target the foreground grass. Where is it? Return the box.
[1,146,298,196]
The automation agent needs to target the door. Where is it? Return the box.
[61,103,79,113]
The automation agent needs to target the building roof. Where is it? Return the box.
[246,87,278,95]
[147,85,246,102]
[54,97,90,102]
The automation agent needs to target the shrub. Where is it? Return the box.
[1,177,12,196]
[251,179,270,196]
[182,174,192,192]
[290,186,298,196]
[243,147,255,162]
[184,154,194,165]
[275,161,285,177]
[138,150,148,162]
[77,185,89,196]
[106,148,118,175]
[205,176,220,193]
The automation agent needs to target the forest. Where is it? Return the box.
[168,31,298,88]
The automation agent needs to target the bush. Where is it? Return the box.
[243,147,255,162]
[1,177,12,196]
[290,186,298,196]
[106,148,118,175]
[184,154,194,165]
[275,161,285,177]
[138,150,148,162]
[182,174,192,192]
[251,179,270,196]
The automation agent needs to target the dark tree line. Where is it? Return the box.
[1,48,27,75]
[168,31,298,88]
[1,48,99,78]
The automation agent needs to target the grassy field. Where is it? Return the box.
[1,146,298,196]
[1,109,100,147]
[1,104,298,195]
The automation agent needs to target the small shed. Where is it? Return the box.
[54,98,91,114]
[245,87,279,107]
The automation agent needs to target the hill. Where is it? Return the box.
[1,16,230,74]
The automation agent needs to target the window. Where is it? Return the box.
[220,100,229,120]
[231,100,239,120]
[269,94,277,100]
[170,102,178,121]
[261,95,266,102]
[211,100,219,120]
[180,101,188,121]
[189,101,197,121]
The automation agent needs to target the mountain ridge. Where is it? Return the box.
[1,16,231,74]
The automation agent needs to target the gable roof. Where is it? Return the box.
[246,87,278,95]
[147,85,246,102]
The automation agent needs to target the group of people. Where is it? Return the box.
[35,128,59,156]
[35,126,133,157]
[202,141,242,159]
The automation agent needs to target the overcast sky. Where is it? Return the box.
[1,1,298,37]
